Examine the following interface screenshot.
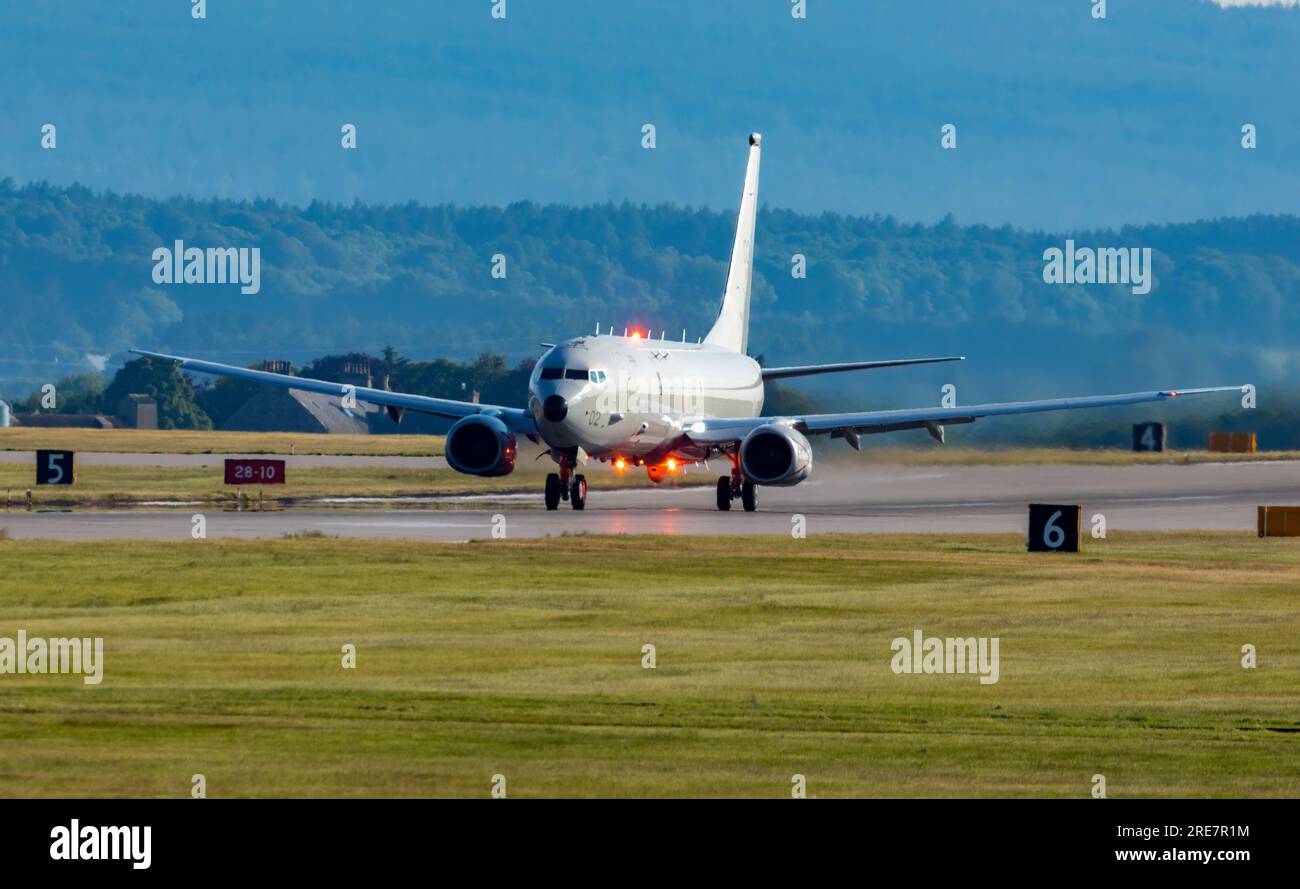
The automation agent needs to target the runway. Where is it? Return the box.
[2,459,1297,540]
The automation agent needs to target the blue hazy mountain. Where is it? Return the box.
[1,0,1298,411]
[2,0,1299,230]
[0,179,1295,407]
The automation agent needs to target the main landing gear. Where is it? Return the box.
[715,450,756,512]
[545,452,586,511]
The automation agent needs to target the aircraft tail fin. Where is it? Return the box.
[703,133,762,354]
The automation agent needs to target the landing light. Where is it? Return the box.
[630,330,642,341]
[614,457,626,471]
[666,458,677,472]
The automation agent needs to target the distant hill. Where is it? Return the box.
[1,178,1296,445]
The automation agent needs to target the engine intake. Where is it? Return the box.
[739,423,813,486]
[445,415,517,477]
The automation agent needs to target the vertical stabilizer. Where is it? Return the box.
[703,133,762,353]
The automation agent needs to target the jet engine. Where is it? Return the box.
[444,415,517,477]
[739,423,812,486]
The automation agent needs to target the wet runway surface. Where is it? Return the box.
[3,460,1296,540]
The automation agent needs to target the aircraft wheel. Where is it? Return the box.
[716,476,732,511]
[741,480,757,512]
[545,473,561,511]
[571,474,587,510]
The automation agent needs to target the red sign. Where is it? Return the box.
[224,458,286,485]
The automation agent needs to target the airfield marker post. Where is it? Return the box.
[224,458,285,512]
[1027,503,1082,552]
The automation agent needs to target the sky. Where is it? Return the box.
[2,0,1299,230]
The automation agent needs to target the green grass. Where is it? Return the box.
[843,447,1300,465]
[0,427,444,456]
[0,463,478,504]
[0,532,1296,797]
[0,461,700,505]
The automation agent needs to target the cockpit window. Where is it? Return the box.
[541,366,602,382]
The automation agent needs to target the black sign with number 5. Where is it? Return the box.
[35,449,75,485]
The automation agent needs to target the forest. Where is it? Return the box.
[1,178,1295,444]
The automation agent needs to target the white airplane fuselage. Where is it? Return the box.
[528,334,763,465]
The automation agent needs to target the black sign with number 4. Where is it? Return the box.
[35,449,75,485]
[1132,421,1166,452]
[1027,503,1080,552]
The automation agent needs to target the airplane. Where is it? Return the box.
[135,132,1249,512]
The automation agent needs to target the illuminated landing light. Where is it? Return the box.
[666,458,677,472]
[630,330,642,341]
[614,457,627,472]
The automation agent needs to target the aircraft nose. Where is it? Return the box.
[542,394,568,423]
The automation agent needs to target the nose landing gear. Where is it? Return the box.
[545,452,586,510]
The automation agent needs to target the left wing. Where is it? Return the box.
[761,355,964,381]
[685,386,1249,447]
[131,350,539,436]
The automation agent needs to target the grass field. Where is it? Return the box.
[3,427,1298,466]
[0,461,686,505]
[0,532,1296,798]
[0,428,444,456]
[842,446,1300,465]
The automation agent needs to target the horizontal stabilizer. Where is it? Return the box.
[761,356,965,381]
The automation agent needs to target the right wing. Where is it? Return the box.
[131,350,538,436]
[685,385,1249,447]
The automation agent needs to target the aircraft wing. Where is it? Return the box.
[761,355,964,381]
[130,350,538,436]
[684,386,1248,446]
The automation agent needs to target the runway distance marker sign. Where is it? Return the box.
[224,458,286,485]
[35,449,75,485]
[1027,503,1081,552]
[1132,422,1165,452]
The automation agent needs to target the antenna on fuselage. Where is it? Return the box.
[623,327,628,337]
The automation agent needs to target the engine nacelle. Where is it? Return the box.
[444,414,517,477]
[739,423,813,486]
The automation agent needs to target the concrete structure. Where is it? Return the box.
[220,387,377,434]
[12,413,119,428]
[116,394,158,429]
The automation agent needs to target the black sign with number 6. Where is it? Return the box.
[1027,503,1080,552]
[36,449,75,485]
